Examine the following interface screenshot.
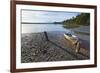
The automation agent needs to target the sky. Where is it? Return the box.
[22,10,80,23]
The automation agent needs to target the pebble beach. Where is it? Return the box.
[21,31,90,63]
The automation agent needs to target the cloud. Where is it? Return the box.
[22,10,80,23]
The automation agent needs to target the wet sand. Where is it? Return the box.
[21,31,90,63]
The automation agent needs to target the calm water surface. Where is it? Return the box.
[22,24,71,33]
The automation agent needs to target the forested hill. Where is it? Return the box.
[62,13,90,28]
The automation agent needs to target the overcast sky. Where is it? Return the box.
[22,10,80,23]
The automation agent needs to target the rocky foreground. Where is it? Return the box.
[21,31,90,63]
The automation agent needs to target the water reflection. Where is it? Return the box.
[22,24,71,33]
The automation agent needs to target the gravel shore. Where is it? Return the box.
[21,31,90,63]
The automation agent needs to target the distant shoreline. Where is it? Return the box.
[21,22,62,24]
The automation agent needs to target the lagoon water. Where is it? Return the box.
[22,24,71,33]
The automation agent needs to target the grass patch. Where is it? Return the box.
[74,31,90,35]
[63,24,80,29]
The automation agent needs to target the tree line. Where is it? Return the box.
[62,13,90,28]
